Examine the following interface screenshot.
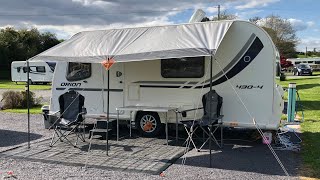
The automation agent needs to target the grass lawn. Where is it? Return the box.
[2,105,43,114]
[0,80,51,90]
[277,76,320,178]
[297,55,320,58]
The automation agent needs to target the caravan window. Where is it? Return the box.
[161,57,205,78]
[36,66,46,73]
[22,67,31,73]
[17,67,21,72]
[46,62,56,72]
[66,63,91,81]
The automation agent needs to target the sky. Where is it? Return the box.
[0,0,319,52]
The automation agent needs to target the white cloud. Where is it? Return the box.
[0,0,229,39]
[288,19,315,31]
[235,0,280,10]
[307,21,315,27]
[206,5,228,13]
[236,9,262,20]
[297,37,320,52]
[18,15,174,39]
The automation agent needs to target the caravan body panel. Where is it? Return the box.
[50,21,283,130]
[11,61,55,83]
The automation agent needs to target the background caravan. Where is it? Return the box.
[11,60,56,84]
[32,20,284,137]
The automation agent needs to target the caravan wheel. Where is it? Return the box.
[136,111,162,137]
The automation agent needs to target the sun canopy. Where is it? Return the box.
[30,21,234,63]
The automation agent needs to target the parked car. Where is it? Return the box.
[293,64,313,76]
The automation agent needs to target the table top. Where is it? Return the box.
[116,105,177,112]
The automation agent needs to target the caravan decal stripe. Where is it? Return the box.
[195,36,264,89]
[56,88,123,92]
[140,85,193,88]
[203,34,256,84]
[138,35,263,90]
[140,85,181,88]
[134,81,186,84]
[103,89,123,92]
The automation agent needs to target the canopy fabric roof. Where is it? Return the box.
[30,21,234,63]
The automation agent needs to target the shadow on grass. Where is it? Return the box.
[0,129,42,147]
[300,131,320,179]
[284,76,320,82]
[299,101,320,111]
[282,101,320,114]
[296,83,320,90]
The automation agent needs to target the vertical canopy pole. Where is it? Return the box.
[27,60,30,149]
[107,58,110,122]
[209,54,213,168]
[107,59,110,142]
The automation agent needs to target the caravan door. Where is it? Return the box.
[103,63,124,114]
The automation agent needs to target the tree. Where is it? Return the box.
[201,11,237,22]
[252,15,298,58]
[212,11,237,21]
[0,28,61,79]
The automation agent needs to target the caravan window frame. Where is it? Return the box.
[66,62,92,81]
[161,56,205,78]
[36,66,46,73]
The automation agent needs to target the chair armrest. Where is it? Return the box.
[177,107,203,117]
[48,110,60,116]
[80,107,87,115]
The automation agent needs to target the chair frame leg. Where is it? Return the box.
[85,130,94,168]
[197,124,222,151]
[50,125,81,147]
[182,125,199,151]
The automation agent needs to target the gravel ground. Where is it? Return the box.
[0,89,300,179]
[0,111,300,180]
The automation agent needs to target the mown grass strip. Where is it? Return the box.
[2,105,43,114]
[0,80,51,90]
[277,76,320,178]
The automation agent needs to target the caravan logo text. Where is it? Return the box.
[61,82,81,87]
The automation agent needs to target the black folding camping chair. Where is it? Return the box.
[49,90,87,147]
[179,90,223,151]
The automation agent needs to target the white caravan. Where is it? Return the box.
[31,20,284,136]
[11,61,56,84]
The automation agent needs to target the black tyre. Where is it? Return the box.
[135,111,162,137]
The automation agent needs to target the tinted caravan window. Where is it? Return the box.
[161,56,205,78]
[46,62,56,72]
[36,66,46,73]
[66,63,91,81]
[22,67,31,73]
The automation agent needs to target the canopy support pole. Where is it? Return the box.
[107,58,110,122]
[209,53,213,168]
[27,60,30,149]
